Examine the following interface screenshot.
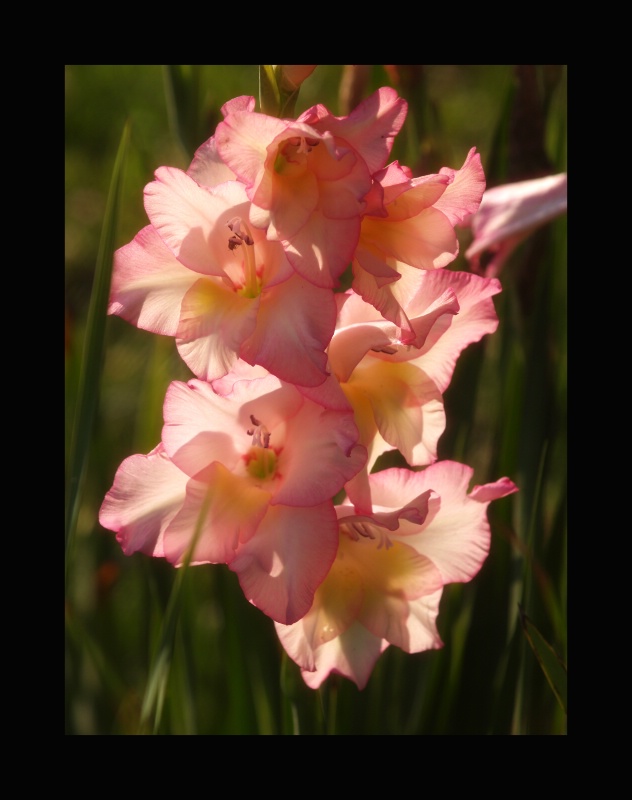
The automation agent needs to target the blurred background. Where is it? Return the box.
[65,65,567,734]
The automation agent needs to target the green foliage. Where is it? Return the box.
[65,65,567,735]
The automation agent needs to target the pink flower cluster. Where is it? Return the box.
[99,84,518,689]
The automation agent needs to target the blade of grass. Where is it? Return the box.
[65,122,130,588]
[519,605,567,715]
[139,488,211,733]
[162,64,198,160]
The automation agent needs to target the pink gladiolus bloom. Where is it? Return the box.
[297,270,501,511]
[99,372,367,624]
[465,172,567,277]
[275,462,518,690]
[214,88,408,288]
[109,168,336,387]
[352,148,486,338]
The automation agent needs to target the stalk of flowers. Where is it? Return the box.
[99,71,518,693]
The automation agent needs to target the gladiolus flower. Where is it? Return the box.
[109,169,336,387]
[296,269,502,511]
[465,172,567,277]
[99,372,367,624]
[214,88,408,288]
[275,462,518,689]
[352,148,486,338]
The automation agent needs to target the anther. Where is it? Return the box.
[371,345,398,355]
[227,217,254,250]
[247,414,271,448]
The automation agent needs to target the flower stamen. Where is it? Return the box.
[227,217,258,296]
[247,414,271,449]
[343,521,393,550]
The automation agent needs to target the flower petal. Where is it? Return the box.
[162,462,270,565]
[109,225,197,336]
[144,167,248,275]
[349,359,446,466]
[404,270,502,392]
[187,136,237,187]
[371,462,518,583]
[161,380,245,475]
[435,146,486,226]
[239,274,335,387]
[289,622,388,690]
[215,111,290,186]
[282,211,361,288]
[98,444,188,558]
[175,277,259,382]
[309,86,408,174]
[273,402,366,506]
[230,502,339,624]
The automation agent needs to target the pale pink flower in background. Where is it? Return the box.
[297,269,501,511]
[465,172,567,277]
[352,148,486,339]
[275,462,518,690]
[99,372,367,624]
[109,168,336,387]
[214,88,408,288]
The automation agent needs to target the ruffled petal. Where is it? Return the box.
[230,502,339,624]
[404,270,502,392]
[435,146,487,226]
[297,623,388,690]
[272,401,366,506]
[361,207,458,269]
[98,444,188,558]
[372,462,518,583]
[215,111,293,186]
[161,380,245,475]
[239,274,335,387]
[175,277,259,382]
[282,211,361,288]
[314,87,408,174]
[144,167,248,275]
[187,136,237,187]
[109,225,197,336]
[350,360,446,466]
[400,587,445,652]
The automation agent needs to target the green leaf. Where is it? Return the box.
[519,605,567,714]
[65,122,130,588]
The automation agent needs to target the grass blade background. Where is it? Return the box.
[65,122,130,584]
